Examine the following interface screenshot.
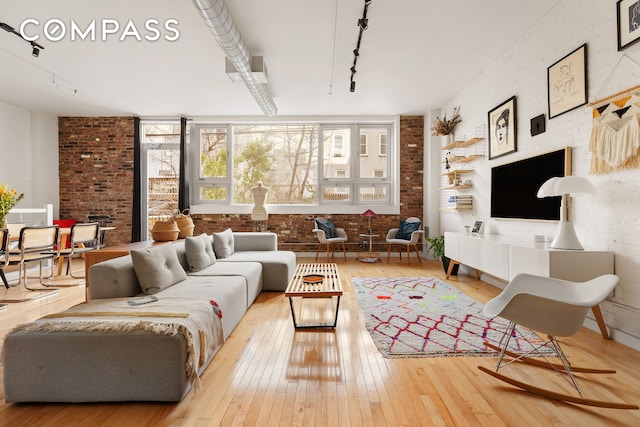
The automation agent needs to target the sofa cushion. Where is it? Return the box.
[157,276,248,340]
[130,243,187,294]
[189,261,263,306]
[212,228,235,259]
[185,233,216,271]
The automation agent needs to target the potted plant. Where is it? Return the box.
[426,235,458,275]
[430,106,462,141]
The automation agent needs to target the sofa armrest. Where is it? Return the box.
[88,255,143,300]
[233,232,277,251]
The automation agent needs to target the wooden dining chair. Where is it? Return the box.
[58,222,100,278]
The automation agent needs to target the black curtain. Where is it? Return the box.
[178,117,190,212]
[132,116,142,242]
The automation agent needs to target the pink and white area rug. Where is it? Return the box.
[352,277,552,358]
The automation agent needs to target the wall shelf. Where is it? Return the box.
[439,184,473,191]
[441,136,484,151]
[439,127,484,212]
[439,206,473,211]
[440,169,473,177]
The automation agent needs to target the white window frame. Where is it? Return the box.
[188,116,400,215]
[189,123,232,204]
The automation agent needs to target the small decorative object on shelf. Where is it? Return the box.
[431,106,462,137]
[0,183,24,228]
[445,152,451,170]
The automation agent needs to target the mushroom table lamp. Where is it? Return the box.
[361,209,377,234]
[536,176,595,250]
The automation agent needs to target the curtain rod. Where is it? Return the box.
[587,83,640,107]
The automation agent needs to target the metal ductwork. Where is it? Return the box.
[192,0,278,116]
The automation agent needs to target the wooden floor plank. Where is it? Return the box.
[1,257,640,426]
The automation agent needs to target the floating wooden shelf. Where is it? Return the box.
[439,185,473,191]
[442,136,484,151]
[455,154,484,163]
[439,206,473,211]
[440,169,473,177]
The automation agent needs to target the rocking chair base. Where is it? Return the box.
[483,341,616,374]
[478,366,638,410]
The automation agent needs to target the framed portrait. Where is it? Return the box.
[547,44,588,119]
[617,0,640,50]
[488,96,517,160]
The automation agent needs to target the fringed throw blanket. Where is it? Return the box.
[589,92,640,174]
[4,297,223,391]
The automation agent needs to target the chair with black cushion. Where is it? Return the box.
[386,217,424,264]
[0,225,60,302]
[313,217,348,262]
[88,215,111,247]
[58,222,100,278]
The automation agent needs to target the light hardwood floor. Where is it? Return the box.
[1,257,640,426]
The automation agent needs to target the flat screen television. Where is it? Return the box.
[490,148,571,220]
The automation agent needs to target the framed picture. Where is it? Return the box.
[617,0,640,50]
[547,44,588,119]
[488,96,517,160]
[471,220,483,234]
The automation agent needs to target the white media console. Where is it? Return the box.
[444,232,614,339]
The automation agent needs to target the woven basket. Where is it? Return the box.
[151,218,180,242]
[175,209,195,238]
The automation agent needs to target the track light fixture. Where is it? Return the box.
[349,0,371,93]
[31,43,40,58]
[0,22,44,58]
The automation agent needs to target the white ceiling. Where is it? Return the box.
[0,0,560,118]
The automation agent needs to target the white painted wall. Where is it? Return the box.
[0,100,59,218]
[431,0,640,347]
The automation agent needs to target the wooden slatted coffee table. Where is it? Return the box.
[285,263,343,329]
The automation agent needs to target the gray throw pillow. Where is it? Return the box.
[185,233,216,271]
[212,228,235,259]
[130,243,187,294]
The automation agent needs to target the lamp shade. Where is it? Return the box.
[361,209,377,217]
[537,176,596,198]
[536,176,595,250]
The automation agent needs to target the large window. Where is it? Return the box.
[190,121,394,212]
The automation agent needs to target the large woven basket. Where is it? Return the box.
[151,218,180,242]
[175,209,195,238]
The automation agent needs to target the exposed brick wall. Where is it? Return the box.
[58,117,135,246]
[58,116,424,252]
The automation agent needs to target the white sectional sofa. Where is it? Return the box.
[3,231,296,402]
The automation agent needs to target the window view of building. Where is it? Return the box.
[189,121,392,207]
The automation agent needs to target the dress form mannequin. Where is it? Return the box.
[251,181,269,221]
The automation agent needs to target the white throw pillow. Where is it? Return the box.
[130,243,187,294]
[185,233,216,271]
[212,228,235,259]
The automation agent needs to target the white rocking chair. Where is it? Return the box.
[478,273,638,410]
